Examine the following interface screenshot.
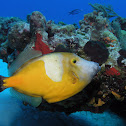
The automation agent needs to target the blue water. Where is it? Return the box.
[0,0,126,24]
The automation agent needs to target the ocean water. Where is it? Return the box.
[0,0,126,126]
[0,0,126,24]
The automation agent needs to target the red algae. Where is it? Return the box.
[105,67,120,76]
[33,33,53,55]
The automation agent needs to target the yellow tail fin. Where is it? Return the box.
[2,75,22,88]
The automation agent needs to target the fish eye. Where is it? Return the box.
[72,59,77,64]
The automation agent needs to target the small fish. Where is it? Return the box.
[68,9,83,15]
[0,52,100,107]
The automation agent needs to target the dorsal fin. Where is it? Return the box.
[8,43,42,76]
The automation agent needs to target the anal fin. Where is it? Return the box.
[10,88,42,107]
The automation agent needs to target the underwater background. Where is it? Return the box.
[0,0,126,126]
[0,0,126,24]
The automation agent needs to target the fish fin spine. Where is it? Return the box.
[0,75,8,91]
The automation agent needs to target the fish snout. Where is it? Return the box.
[89,62,101,78]
[81,60,101,78]
[77,58,101,81]
[93,63,101,73]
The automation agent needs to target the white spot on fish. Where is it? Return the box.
[40,53,64,82]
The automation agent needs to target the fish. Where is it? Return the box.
[0,52,100,107]
[68,9,83,15]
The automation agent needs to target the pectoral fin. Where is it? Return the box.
[71,71,79,84]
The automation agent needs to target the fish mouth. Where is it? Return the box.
[96,66,101,76]
[91,63,101,78]
[97,66,101,73]
[94,63,101,73]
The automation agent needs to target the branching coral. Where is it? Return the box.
[89,3,121,18]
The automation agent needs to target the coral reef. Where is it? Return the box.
[120,30,126,50]
[111,18,121,40]
[0,17,22,62]
[0,17,22,43]
[112,17,126,50]
[46,22,75,35]
[114,17,126,31]
[0,5,126,117]
[45,20,88,55]
[79,10,120,67]
[8,21,31,51]
[79,11,112,41]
